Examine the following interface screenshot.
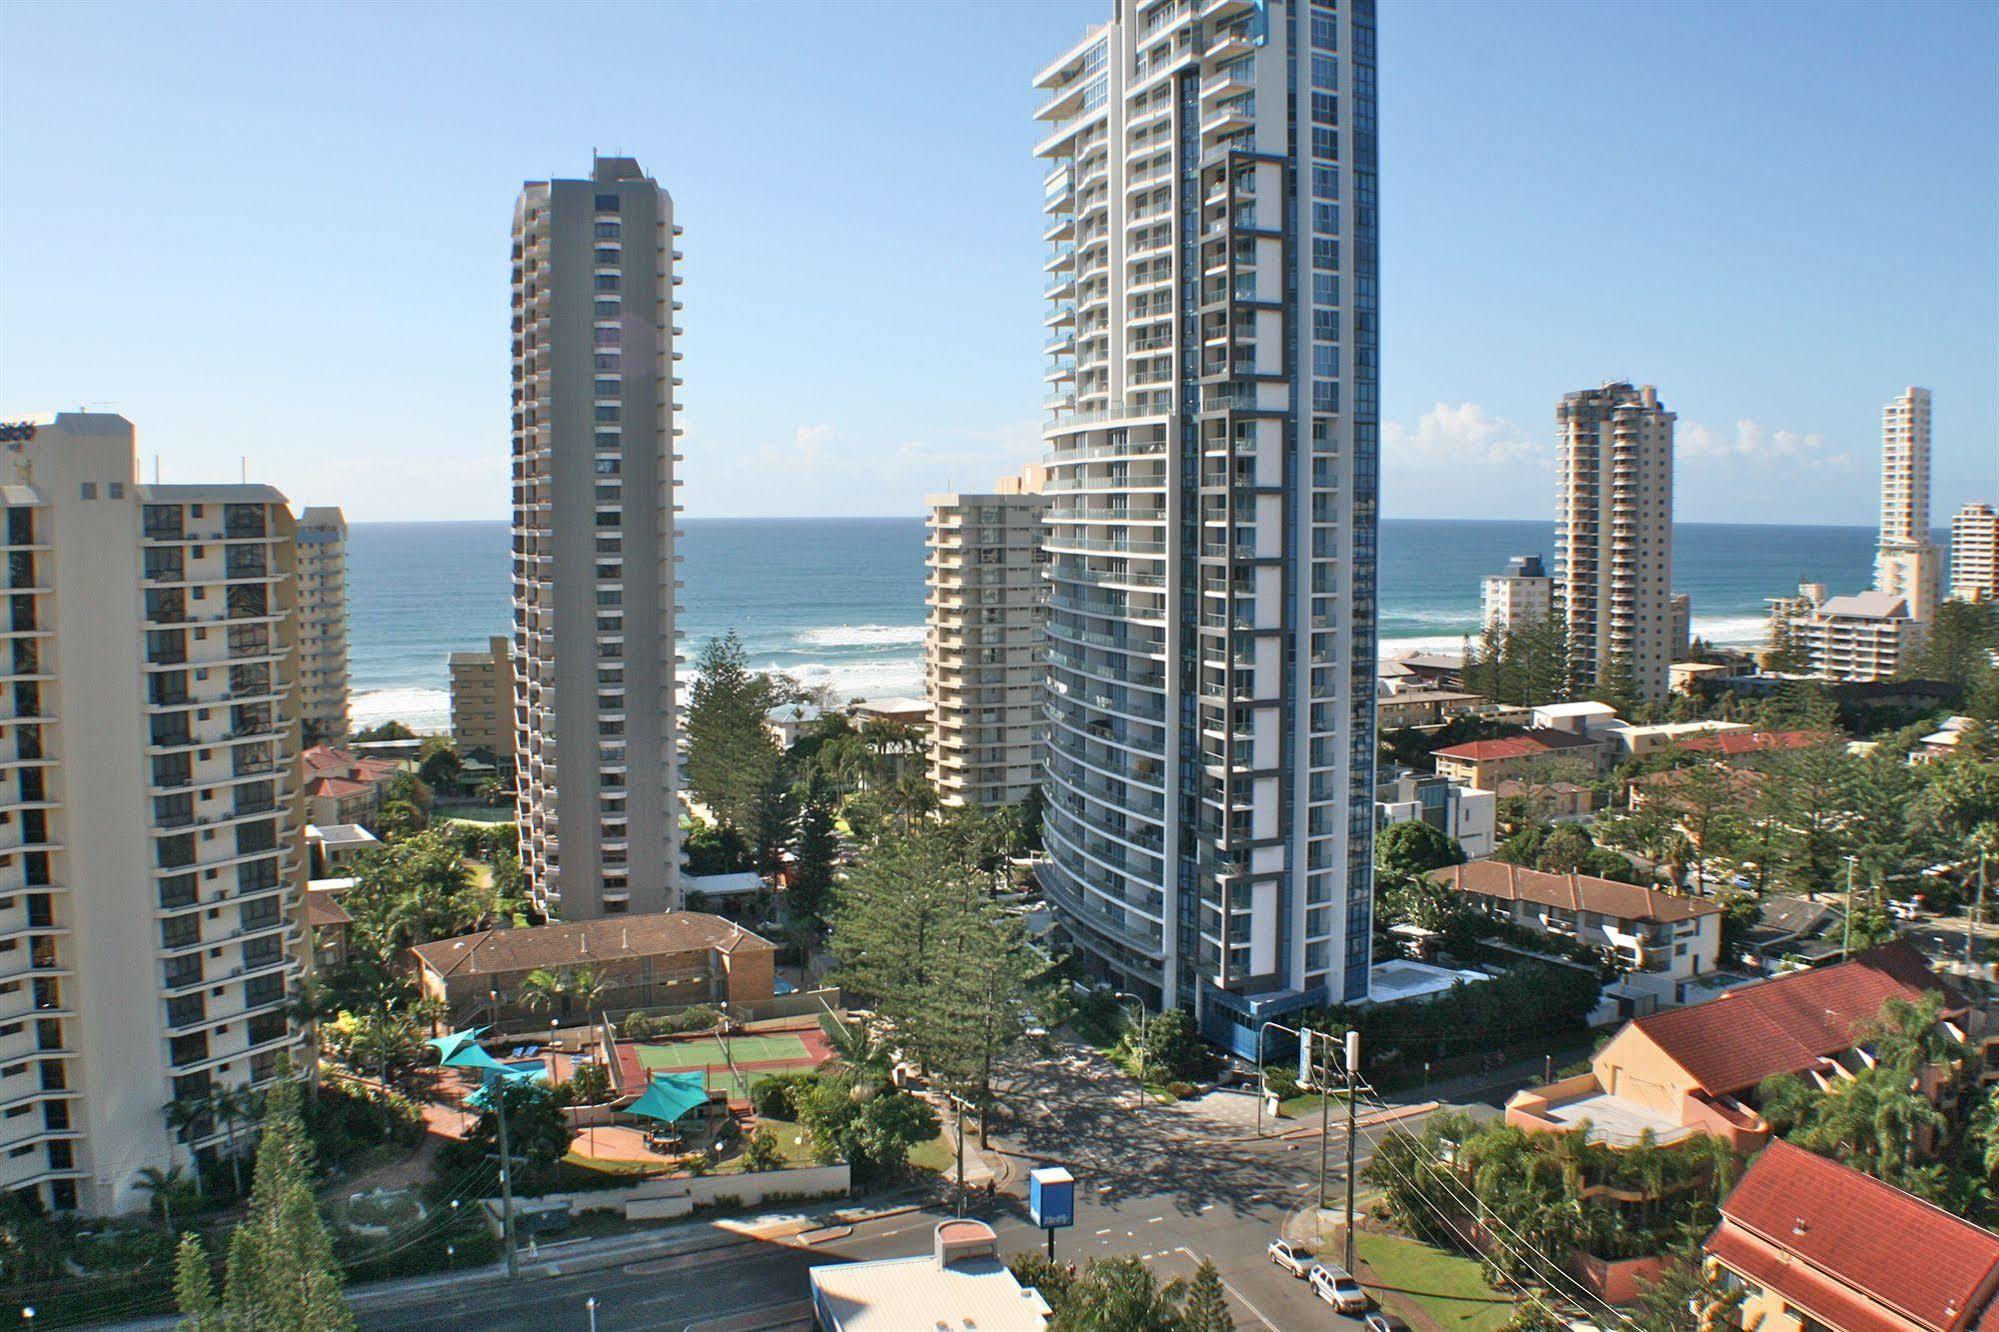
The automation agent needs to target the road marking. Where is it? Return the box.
[1176,1247,1279,1332]
[1094,1228,1112,1235]
[1199,1203,1215,1212]
[880,1227,902,1237]
[1146,1216,1163,1224]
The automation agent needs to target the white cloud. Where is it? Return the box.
[1387,402,1552,468]
[1680,418,1852,469]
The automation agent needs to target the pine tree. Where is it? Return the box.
[1179,1258,1234,1331]
[685,632,785,833]
[789,773,839,931]
[173,1232,219,1332]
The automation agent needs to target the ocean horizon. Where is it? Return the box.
[347,515,1907,733]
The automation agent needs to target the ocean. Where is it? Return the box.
[347,517,1888,733]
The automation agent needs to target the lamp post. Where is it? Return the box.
[1253,1019,1304,1139]
[943,1090,974,1217]
[586,1296,599,1332]
[1113,992,1148,1087]
[1843,855,1858,959]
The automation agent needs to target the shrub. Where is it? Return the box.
[1165,1081,1195,1100]
[1263,1064,1300,1100]
[662,1004,722,1035]
[621,1012,655,1040]
[750,1071,816,1121]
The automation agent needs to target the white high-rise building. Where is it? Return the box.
[1554,382,1675,701]
[926,467,1049,809]
[1032,0,1381,1053]
[1874,387,1941,624]
[1481,554,1552,633]
[1952,502,1999,603]
[0,413,310,1215]
[294,505,348,742]
[511,156,685,920]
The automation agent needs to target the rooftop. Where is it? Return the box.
[1815,590,1911,621]
[306,823,380,849]
[1534,1088,1697,1146]
[409,912,774,980]
[1429,861,1723,925]
[808,1219,1052,1331]
[1676,729,1824,757]
[1368,959,1493,1005]
[1708,1140,1999,1332]
[1431,729,1601,763]
[1630,942,1962,1095]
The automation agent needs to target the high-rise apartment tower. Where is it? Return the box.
[0,413,310,1215]
[1554,382,1675,701]
[1033,0,1381,1053]
[294,505,349,742]
[511,156,685,920]
[1874,387,1941,624]
[926,467,1049,809]
[1951,502,1998,603]
[1481,554,1552,633]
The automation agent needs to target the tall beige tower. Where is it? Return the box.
[1554,382,1675,701]
[511,156,685,920]
[1034,0,1383,1043]
[1874,387,1941,623]
[925,466,1048,809]
[0,413,310,1215]
[294,505,349,742]
[1953,502,1999,603]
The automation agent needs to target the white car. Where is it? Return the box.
[1308,1263,1370,1313]
[1267,1238,1314,1277]
[1364,1314,1411,1332]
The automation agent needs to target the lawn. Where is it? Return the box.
[1355,1231,1515,1332]
[906,1128,957,1175]
[726,1117,820,1172]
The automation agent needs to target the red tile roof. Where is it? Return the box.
[1677,729,1823,757]
[1429,861,1722,924]
[1630,942,1963,1095]
[305,776,374,800]
[409,911,774,979]
[1707,1140,1999,1331]
[1430,729,1600,762]
[302,744,399,783]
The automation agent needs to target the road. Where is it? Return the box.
[357,1040,1458,1331]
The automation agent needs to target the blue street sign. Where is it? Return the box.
[1029,1167,1075,1230]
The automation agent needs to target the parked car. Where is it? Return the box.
[1267,1238,1314,1277]
[1308,1263,1370,1313]
[1364,1314,1411,1332]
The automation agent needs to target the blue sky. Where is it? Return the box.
[1,0,1992,526]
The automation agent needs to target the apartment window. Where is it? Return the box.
[1313,273,1340,307]
[108,482,125,500]
[594,377,621,398]
[1311,11,1338,50]
[1312,126,1338,161]
[1312,202,1340,235]
[1313,310,1339,343]
[593,247,621,265]
[594,273,620,293]
[594,194,620,211]
[593,353,621,372]
[593,325,621,347]
[1312,165,1341,200]
[1311,93,1338,126]
[594,299,620,318]
[593,458,620,476]
[78,484,96,501]
[594,405,621,423]
[1313,238,1339,270]
[593,431,621,449]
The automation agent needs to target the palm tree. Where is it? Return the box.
[161,1095,208,1199]
[132,1164,197,1233]
[819,1012,893,1092]
[205,1085,252,1197]
[569,965,610,1049]
[518,967,569,1021]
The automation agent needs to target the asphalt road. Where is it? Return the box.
[357,1041,1443,1331]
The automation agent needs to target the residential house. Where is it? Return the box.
[1705,1140,1999,1332]
[1506,943,1982,1150]
[764,702,824,751]
[1386,651,1466,688]
[1428,861,1721,1010]
[301,744,401,830]
[407,911,775,1025]
[306,885,352,971]
[1376,684,1486,730]
[1378,768,1497,859]
[306,822,379,878]
[1431,728,1605,790]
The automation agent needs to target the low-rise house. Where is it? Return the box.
[1604,719,1748,760]
[1377,767,1496,858]
[1376,683,1486,730]
[1493,776,1596,820]
[407,912,776,1025]
[1506,943,1980,1150]
[1431,728,1604,789]
[306,822,380,877]
[1531,700,1620,736]
[808,1219,1052,1331]
[1388,651,1466,688]
[1428,862,1721,1009]
[306,881,353,971]
[1674,728,1823,762]
[1704,1140,1999,1332]
[764,701,824,749]
[301,744,401,829]
[851,696,930,730]
[1738,894,1846,972]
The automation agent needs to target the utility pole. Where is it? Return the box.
[496,1079,519,1279]
[1843,856,1857,959]
[953,1093,967,1218]
[1344,1030,1360,1275]
[1316,1031,1331,1212]
[1971,849,1988,995]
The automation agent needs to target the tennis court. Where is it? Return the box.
[621,1024,834,1098]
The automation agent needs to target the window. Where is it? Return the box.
[594,299,620,318]
[1312,127,1338,160]
[594,273,620,293]
[1312,165,1341,200]
[1313,237,1339,270]
[1313,273,1340,307]
[594,193,620,212]
[593,353,621,372]
[1313,309,1339,343]
[1312,55,1338,91]
[1311,12,1338,50]
[108,482,125,499]
[79,484,96,501]
[594,377,621,399]
[1311,93,1338,127]
[594,222,620,240]
[1313,202,1340,235]
[594,405,621,423]
[593,247,621,266]
[1314,345,1339,378]
[593,325,621,347]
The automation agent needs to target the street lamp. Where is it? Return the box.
[1113,992,1148,1087]
[21,1308,33,1325]
[586,1296,599,1332]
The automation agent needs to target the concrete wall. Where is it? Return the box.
[479,1162,851,1233]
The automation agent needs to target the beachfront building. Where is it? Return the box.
[1032,0,1383,1052]
[1670,591,1691,660]
[294,506,349,742]
[0,413,310,1214]
[926,466,1049,809]
[1874,386,1942,625]
[1952,501,1999,602]
[1766,581,1924,683]
[1554,382,1675,701]
[449,634,513,762]
[511,155,685,920]
[1480,554,1552,633]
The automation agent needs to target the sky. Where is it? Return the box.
[1,0,1993,527]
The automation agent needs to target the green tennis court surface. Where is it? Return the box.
[634,1033,811,1069]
